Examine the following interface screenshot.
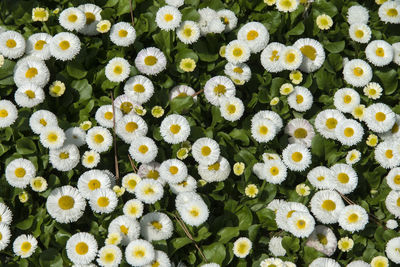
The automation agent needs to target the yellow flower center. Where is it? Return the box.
[291,152,303,162]
[348,213,359,223]
[286,52,296,63]
[87,155,95,163]
[317,234,328,245]
[59,152,69,159]
[47,132,58,143]
[121,102,133,114]
[151,221,163,230]
[353,67,363,77]
[6,39,16,48]
[201,146,211,156]
[34,40,47,50]
[376,47,385,57]
[386,149,393,159]
[94,134,104,144]
[281,0,294,8]
[294,128,307,138]
[325,118,338,129]
[97,196,110,207]
[68,14,78,22]
[296,94,304,104]
[25,67,38,79]
[375,112,386,122]
[170,124,181,134]
[75,242,89,255]
[214,84,226,95]
[208,162,220,171]
[138,145,149,154]
[270,50,279,61]
[0,109,8,118]
[393,175,400,185]
[296,219,306,229]
[88,179,101,190]
[120,225,129,234]
[59,40,70,50]
[144,185,154,195]
[343,95,352,104]
[338,173,349,184]
[300,45,317,60]
[118,29,128,37]
[104,111,113,120]
[85,12,96,24]
[21,241,32,253]
[233,67,243,74]
[344,127,354,137]
[25,90,36,99]
[34,10,47,19]
[190,207,200,217]
[152,261,160,267]
[270,166,279,176]
[238,242,249,254]
[128,179,137,189]
[104,252,115,263]
[321,199,336,211]
[169,166,179,175]
[355,29,364,38]
[232,47,243,57]
[133,84,145,93]
[134,248,145,258]
[317,176,325,181]
[58,195,75,210]
[144,56,158,66]
[113,65,123,75]
[227,104,236,114]
[387,8,398,17]
[164,14,174,22]
[14,167,26,178]
[147,170,160,179]
[183,27,192,37]
[125,122,138,133]
[259,125,268,135]
[246,30,259,41]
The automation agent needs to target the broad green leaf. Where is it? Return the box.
[375,69,398,95]
[16,137,36,155]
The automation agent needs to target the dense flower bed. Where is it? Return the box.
[0,0,400,266]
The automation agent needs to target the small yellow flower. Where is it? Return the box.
[289,70,303,85]
[177,147,189,160]
[245,184,259,198]
[219,46,226,57]
[316,14,333,30]
[53,8,60,14]
[97,20,112,33]
[49,80,66,97]
[19,191,29,203]
[134,106,147,116]
[80,121,92,131]
[232,78,245,85]
[179,58,196,72]
[30,176,48,192]
[105,232,122,245]
[366,134,378,147]
[280,83,294,95]
[338,237,354,252]
[270,97,280,106]
[233,162,245,176]
[352,105,365,121]
[151,106,164,118]
[113,185,125,197]
[296,184,310,196]
[346,149,361,165]
[375,0,388,4]
[0,54,4,68]
[32,7,49,22]
[371,256,389,267]
[264,0,276,6]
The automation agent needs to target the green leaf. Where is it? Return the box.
[171,237,192,253]
[66,62,87,79]
[181,6,200,21]
[217,227,240,244]
[117,0,135,16]
[324,41,345,53]
[229,129,249,146]
[286,21,305,36]
[16,137,36,155]
[282,236,300,253]
[16,215,35,230]
[203,242,226,264]
[71,79,93,102]
[375,69,398,95]
[236,205,253,230]
[170,96,195,114]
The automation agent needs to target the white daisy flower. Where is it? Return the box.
[124,75,154,104]
[267,199,287,214]
[343,59,372,87]
[198,8,225,35]
[140,212,173,241]
[335,119,363,146]
[135,179,164,204]
[378,1,400,24]
[338,205,368,232]
[0,100,18,128]
[39,126,65,149]
[128,136,158,163]
[125,239,155,266]
[253,110,283,131]
[287,86,313,112]
[176,20,200,44]
[0,224,11,250]
[166,0,184,7]
[105,57,130,83]
[363,82,383,100]
[85,126,112,153]
[198,156,231,183]
[0,31,26,59]
[251,117,277,143]
[333,88,360,113]
[268,236,286,257]
[192,137,220,165]
[66,232,98,265]
[310,190,345,224]
[285,118,315,147]
[224,63,251,82]
[347,5,369,24]
[237,22,269,53]
[29,110,57,134]
[138,162,162,181]
[276,0,299,12]
[293,38,325,73]
[254,159,288,184]
[374,140,400,169]
[346,149,361,165]
[176,192,209,226]
[260,42,285,73]
[50,32,81,61]
[65,127,86,147]
[307,166,335,190]
[77,169,112,198]
[89,188,118,214]
[219,96,245,122]
[386,167,400,190]
[349,23,371,43]
[135,47,167,76]
[5,158,36,189]
[393,42,400,65]
[95,105,123,129]
[49,144,80,172]
[282,143,312,172]
[306,225,337,256]
[309,258,340,267]
[288,211,315,238]
[225,40,251,64]
[160,114,190,144]
[204,76,236,106]
[123,199,144,219]
[364,103,396,133]
[77,4,102,36]
[0,203,13,225]
[81,150,100,168]
[386,237,400,264]
[170,175,197,194]
[233,237,252,258]
[110,22,136,47]
[279,46,303,70]
[347,261,370,267]
[13,234,37,258]
[26,33,52,60]
[156,5,182,31]
[315,109,346,139]
[366,40,394,67]
[114,94,138,115]
[108,215,140,246]
[59,7,86,31]
[260,258,286,267]
[331,163,358,194]
[217,9,238,32]
[97,244,122,267]
[159,159,188,184]
[169,85,197,101]
[46,185,86,223]
[144,250,171,267]
[386,190,400,218]
[14,84,45,108]
[122,173,142,194]
[116,114,148,144]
